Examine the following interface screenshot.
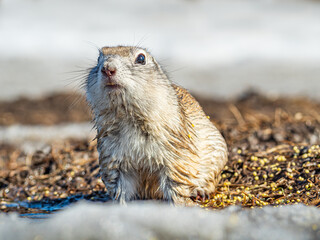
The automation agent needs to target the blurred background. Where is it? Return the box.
[1,0,320,224]
[1,0,320,101]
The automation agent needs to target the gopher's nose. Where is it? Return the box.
[102,64,117,77]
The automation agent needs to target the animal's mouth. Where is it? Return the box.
[101,75,121,89]
[105,82,120,89]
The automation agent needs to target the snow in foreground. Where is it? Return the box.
[0,202,319,240]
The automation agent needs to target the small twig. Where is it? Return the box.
[228,104,245,125]
[275,108,282,126]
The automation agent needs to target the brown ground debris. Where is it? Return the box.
[0,91,319,213]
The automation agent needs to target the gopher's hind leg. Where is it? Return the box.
[159,173,198,206]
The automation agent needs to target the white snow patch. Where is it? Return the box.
[0,202,320,240]
[0,123,95,144]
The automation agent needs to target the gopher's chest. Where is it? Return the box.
[97,128,166,200]
[97,123,167,171]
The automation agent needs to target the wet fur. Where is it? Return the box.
[86,46,228,205]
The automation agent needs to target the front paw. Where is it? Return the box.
[105,181,124,203]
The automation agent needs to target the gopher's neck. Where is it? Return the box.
[95,86,183,141]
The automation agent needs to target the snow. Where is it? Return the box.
[0,202,320,240]
[0,123,95,144]
[0,123,95,153]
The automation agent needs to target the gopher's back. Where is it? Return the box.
[171,84,228,199]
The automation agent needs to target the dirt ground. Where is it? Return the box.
[0,91,319,214]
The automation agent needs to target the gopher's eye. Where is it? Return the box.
[135,53,146,65]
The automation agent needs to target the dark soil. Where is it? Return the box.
[0,92,91,126]
[0,91,319,214]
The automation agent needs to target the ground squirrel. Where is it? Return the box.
[86,46,228,205]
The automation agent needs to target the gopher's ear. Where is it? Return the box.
[151,56,162,71]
